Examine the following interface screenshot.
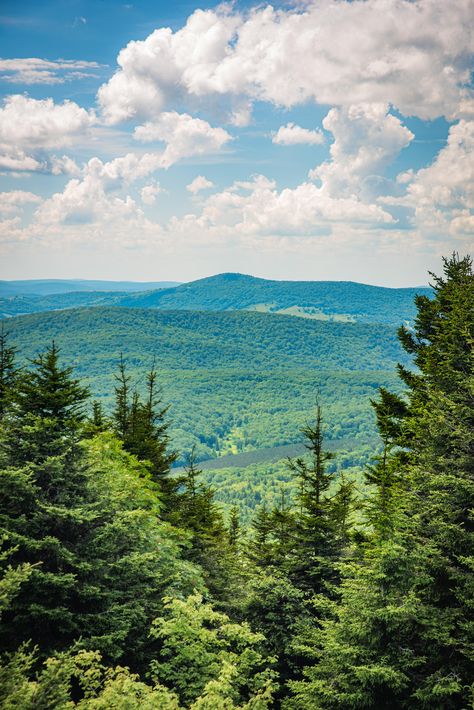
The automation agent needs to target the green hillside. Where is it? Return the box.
[0,278,180,297]
[6,306,408,464]
[0,272,430,324]
[115,273,431,325]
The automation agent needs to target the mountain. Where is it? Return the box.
[0,273,431,325]
[0,279,181,297]
[6,306,409,464]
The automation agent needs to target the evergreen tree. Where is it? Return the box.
[247,503,275,568]
[0,347,201,670]
[228,505,241,548]
[285,406,348,594]
[0,326,17,421]
[167,449,236,604]
[287,254,474,709]
[112,357,176,494]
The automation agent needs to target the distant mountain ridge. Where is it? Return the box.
[0,279,181,297]
[0,272,431,325]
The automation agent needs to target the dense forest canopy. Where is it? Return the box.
[0,274,431,323]
[5,307,408,470]
[0,254,472,708]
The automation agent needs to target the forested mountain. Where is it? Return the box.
[0,278,181,297]
[6,307,408,466]
[0,254,472,708]
[0,272,430,324]
[113,273,432,325]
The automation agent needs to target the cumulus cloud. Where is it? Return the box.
[0,95,96,150]
[141,182,162,205]
[383,119,474,239]
[0,152,43,172]
[133,111,231,168]
[272,123,324,145]
[0,95,96,173]
[309,104,414,199]
[0,57,102,85]
[171,173,395,239]
[50,155,82,176]
[98,1,474,124]
[0,190,42,215]
[187,175,214,193]
[33,151,162,230]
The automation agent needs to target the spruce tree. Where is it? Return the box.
[0,346,201,669]
[112,357,176,494]
[0,326,17,421]
[286,406,347,594]
[287,254,474,709]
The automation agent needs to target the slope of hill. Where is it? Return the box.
[115,273,431,325]
[0,278,181,297]
[6,306,409,464]
[0,273,431,324]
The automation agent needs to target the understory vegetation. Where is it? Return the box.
[0,254,472,708]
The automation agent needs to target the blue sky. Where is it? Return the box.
[0,0,472,285]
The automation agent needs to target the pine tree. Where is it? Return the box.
[0,326,17,421]
[247,503,275,568]
[287,254,474,709]
[228,506,241,548]
[0,346,201,670]
[112,357,176,494]
[0,344,92,653]
[364,387,408,540]
[285,406,345,594]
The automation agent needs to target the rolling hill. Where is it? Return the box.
[0,278,181,297]
[0,272,431,324]
[5,306,410,465]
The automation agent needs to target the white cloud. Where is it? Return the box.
[33,151,162,230]
[0,95,96,173]
[309,104,414,200]
[141,182,162,205]
[98,1,474,124]
[50,155,82,176]
[187,175,214,193]
[0,152,43,172]
[272,122,324,146]
[171,173,395,239]
[0,95,96,150]
[0,190,42,215]
[384,119,474,240]
[0,57,102,85]
[133,111,231,168]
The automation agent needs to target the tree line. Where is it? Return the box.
[0,254,472,708]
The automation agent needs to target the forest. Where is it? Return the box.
[0,274,431,323]
[5,306,408,468]
[0,254,472,708]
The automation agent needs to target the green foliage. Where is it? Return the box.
[5,306,409,464]
[0,273,431,326]
[112,356,176,490]
[150,592,276,707]
[0,256,471,709]
[166,451,236,602]
[0,345,203,669]
[0,326,17,420]
[287,254,474,709]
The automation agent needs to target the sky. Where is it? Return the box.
[0,0,472,286]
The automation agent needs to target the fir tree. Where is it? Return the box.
[112,357,176,493]
[285,406,346,594]
[0,326,17,421]
[288,254,474,709]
